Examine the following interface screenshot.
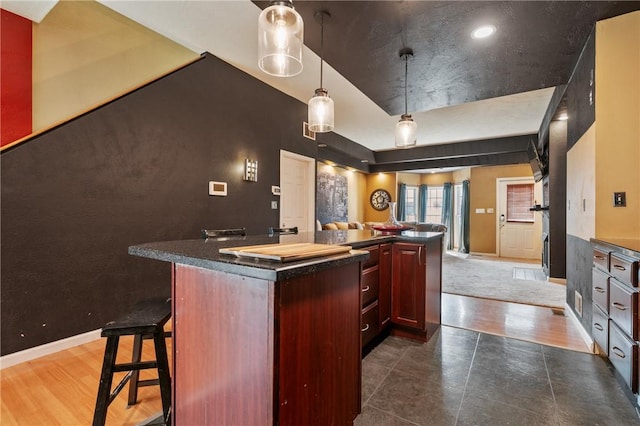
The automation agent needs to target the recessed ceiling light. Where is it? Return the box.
[317,143,327,148]
[558,113,568,121]
[361,159,369,163]
[471,25,496,39]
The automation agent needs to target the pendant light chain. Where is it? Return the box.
[404,54,408,115]
[320,13,324,89]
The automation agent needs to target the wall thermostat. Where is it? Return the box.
[209,181,227,196]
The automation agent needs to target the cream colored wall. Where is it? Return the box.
[453,168,471,183]
[567,123,596,241]
[348,169,367,222]
[420,172,454,186]
[32,0,199,133]
[595,12,640,239]
[469,164,534,254]
[397,172,421,186]
[365,173,397,223]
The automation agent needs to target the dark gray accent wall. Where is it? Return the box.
[548,120,567,279]
[567,28,596,150]
[566,234,594,333]
[0,53,320,355]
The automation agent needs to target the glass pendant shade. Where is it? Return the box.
[258,3,303,77]
[308,88,334,132]
[395,114,417,148]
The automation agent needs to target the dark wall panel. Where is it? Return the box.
[0,53,318,355]
[566,234,593,334]
[548,120,567,279]
[567,28,595,149]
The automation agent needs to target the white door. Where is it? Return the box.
[497,177,542,260]
[280,150,315,232]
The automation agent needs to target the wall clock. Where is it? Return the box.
[370,189,391,211]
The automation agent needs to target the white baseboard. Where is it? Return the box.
[564,302,595,353]
[0,329,101,369]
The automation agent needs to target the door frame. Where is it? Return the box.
[495,176,542,258]
[279,150,316,232]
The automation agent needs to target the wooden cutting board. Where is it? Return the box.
[219,243,352,262]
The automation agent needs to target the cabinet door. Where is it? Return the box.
[379,243,392,328]
[391,242,425,330]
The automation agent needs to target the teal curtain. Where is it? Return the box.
[459,180,470,253]
[441,183,453,250]
[397,184,407,221]
[418,184,428,222]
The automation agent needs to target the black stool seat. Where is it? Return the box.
[92,297,172,426]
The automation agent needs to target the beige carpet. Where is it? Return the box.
[442,253,566,308]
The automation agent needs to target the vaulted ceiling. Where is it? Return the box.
[5,0,639,172]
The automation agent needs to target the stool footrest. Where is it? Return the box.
[112,360,157,373]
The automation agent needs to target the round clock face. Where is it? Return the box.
[370,189,391,211]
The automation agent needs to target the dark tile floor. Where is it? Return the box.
[355,326,640,425]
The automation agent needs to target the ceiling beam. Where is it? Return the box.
[369,151,530,173]
[373,134,536,164]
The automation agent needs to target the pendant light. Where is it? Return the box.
[308,11,334,133]
[395,47,417,148]
[258,1,303,77]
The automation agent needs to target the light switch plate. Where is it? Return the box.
[475,208,485,214]
[271,201,278,209]
[613,192,626,207]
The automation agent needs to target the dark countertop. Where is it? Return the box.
[591,237,640,258]
[129,230,444,281]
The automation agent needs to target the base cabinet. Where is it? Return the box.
[391,239,442,341]
[172,262,362,425]
[360,239,442,349]
[591,239,640,398]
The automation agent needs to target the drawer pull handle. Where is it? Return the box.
[361,324,370,332]
[612,346,626,359]
[594,255,606,260]
[594,323,604,331]
[362,285,370,292]
[612,302,627,311]
[613,264,627,271]
[594,286,605,293]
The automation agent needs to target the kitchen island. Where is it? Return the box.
[129,230,443,426]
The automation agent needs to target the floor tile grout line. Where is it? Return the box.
[541,345,562,425]
[361,343,412,407]
[363,405,423,426]
[453,331,481,425]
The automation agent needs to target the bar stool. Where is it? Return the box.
[268,226,298,235]
[201,227,246,239]
[92,297,172,426]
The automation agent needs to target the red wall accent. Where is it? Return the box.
[1,9,32,147]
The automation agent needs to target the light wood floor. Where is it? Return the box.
[1,279,590,425]
[442,293,591,352]
[1,334,171,425]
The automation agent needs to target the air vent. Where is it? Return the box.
[574,291,583,317]
[303,122,316,140]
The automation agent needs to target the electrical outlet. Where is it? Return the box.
[574,291,583,317]
[271,201,278,209]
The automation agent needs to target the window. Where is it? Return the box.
[506,183,534,222]
[426,186,443,223]
[404,186,418,221]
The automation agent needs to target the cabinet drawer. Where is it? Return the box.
[361,301,379,347]
[609,321,638,393]
[609,278,638,340]
[361,267,380,308]
[592,303,609,356]
[361,245,380,270]
[610,253,639,288]
[592,268,609,314]
[593,248,610,272]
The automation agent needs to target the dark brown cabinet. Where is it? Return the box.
[391,239,442,341]
[379,243,392,328]
[391,243,425,330]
